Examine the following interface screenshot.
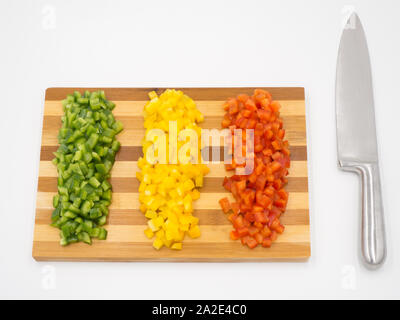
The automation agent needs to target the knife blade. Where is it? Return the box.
[335,13,386,268]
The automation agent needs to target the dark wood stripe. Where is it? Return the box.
[290,145,307,161]
[43,115,306,131]
[40,145,307,161]
[43,116,62,129]
[35,208,309,226]
[38,176,307,193]
[45,87,305,101]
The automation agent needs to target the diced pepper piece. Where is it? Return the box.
[188,225,201,238]
[78,232,92,245]
[98,228,107,240]
[86,133,99,150]
[148,220,159,232]
[90,228,100,238]
[144,228,154,239]
[88,176,100,188]
[219,197,231,214]
[171,243,182,250]
[101,180,111,191]
[53,194,60,208]
[153,238,164,250]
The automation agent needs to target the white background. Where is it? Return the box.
[0,0,399,299]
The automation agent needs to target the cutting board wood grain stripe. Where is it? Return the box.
[33,87,310,261]
[39,145,308,161]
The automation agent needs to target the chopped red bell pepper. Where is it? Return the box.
[219,89,290,249]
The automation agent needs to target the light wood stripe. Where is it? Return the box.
[34,224,310,244]
[36,192,309,210]
[32,241,311,261]
[38,160,308,178]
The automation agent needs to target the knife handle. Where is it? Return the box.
[341,162,386,268]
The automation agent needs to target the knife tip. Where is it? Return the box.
[344,11,360,30]
[348,11,358,20]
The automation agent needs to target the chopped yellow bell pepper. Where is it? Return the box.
[152,216,164,228]
[148,220,159,232]
[153,238,164,250]
[191,189,200,200]
[183,194,193,213]
[145,210,157,219]
[183,179,195,191]
[144,228,154,239]
[171,243,182,250]
[148,90,158,100]
[155,229,165,239]
[137,89,209,251]
[188,225,201,239]
[195,175,203,187]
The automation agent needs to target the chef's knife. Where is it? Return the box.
[336,13,386,267]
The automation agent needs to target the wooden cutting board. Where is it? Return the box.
[33,87,310,261]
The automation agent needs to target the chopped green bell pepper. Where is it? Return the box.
[51,90,123,246]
